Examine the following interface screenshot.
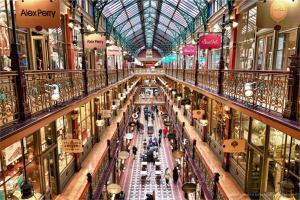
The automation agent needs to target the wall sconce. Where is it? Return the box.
[185,104,191,110]
[95,98,100,105]
[96,119,105,127]
[199,119,208,126]
[172,90,177,96]
[71,111,78,120]
[244,82,256,97]
[224,105,230,112]
[86,24,95,32]
[68,19,75,28]
[45,84,60,101]
[177,96,182,101]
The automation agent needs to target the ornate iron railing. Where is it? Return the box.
[0,68,132,128]
[133,67,165,74]
[0,72,19,127]
[166,68,292,116]
[165,102,227,200]
[25,70,85,115]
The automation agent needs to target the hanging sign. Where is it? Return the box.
[182,45,197,56]
[199,34,222,49]
[62,139,83,153]
[192,109,205,120]
[15,0,60,30]
[257,0,300,29]
[107,45,122,56]
[223,139,246,153]
[85,34,106,49]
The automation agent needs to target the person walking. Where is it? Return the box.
[173,167,179,184]
[132,145,137,158]
[158,136,161,147]
[164,168,171,187]
[159,129,162,138]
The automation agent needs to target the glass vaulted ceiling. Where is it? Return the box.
[100,0,207,55]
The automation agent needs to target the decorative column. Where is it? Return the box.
[9,0,31,121]
[212,173,220,199]
[80,13,88,95]
[283,25,300,120]
[94,98,100,143]
[71,109,81,172]
[228,9,237,70]
[183,54,186,81]
[104,35,109,86]
[217,14,226,95]
[222,107,232,171]
[116,60,119,82]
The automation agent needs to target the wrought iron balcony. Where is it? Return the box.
[165,68,300,120]
[0,69,131,128]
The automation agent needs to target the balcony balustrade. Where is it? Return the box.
[0,67,297,129]
[165,67,296,118]
[0,69,130,128]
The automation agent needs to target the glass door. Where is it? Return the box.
[31,36,47,70]
[42,151,57,199]
[247,148,263,199]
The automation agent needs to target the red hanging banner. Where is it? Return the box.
[182,45,197,56]
[199,33,222,49]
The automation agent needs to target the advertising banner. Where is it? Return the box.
[16,0,60,29]
[182,45,197,56]
[85,34,106,49]
[199,34,222,49]
[62,139,83,153]
[257,0,300,29]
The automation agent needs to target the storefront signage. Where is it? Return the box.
[3,142,22,166]
[199,34,222,49]
[182,45,197,56]
[62,139,83,153]
[192,109,205,120]
[16,0,60,29]
[85,34,106,49]
[107,45,122,56]
[223,139,246,153]
[257,0,300,28]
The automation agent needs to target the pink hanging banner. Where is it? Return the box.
[199,33,222,49]
[182,45,197,56]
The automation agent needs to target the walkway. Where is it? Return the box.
[120,106,185,200]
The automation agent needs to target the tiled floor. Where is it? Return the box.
[121,106,185,200]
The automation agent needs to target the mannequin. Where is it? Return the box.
[0,12,10,71]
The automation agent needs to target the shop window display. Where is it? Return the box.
[210,100,225,143]
[78,103,92,145]
[49,28,66,69]
[56,115,74,173]
[40,124,54,152]
[266,129,300,199]
[0,139,41,200]
[231,110,249,170]
[250,119,266,151]
[236,7,256,70]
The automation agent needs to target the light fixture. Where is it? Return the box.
[244,82,256,97]
[185,104,191,110]
[177,96,182,101]
[68,19,75,28]
[232,21,238,28]
[199,119,208,126]
[224,105,230,112]
[172,90,176,96]
[45,84,60,101]
[96,119,105,127]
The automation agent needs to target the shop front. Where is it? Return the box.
[0,123,58,200]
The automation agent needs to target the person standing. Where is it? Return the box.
[158,136,161,147]
[173,167,179,184]
[132,145,137,158]
[164,168,171,187]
